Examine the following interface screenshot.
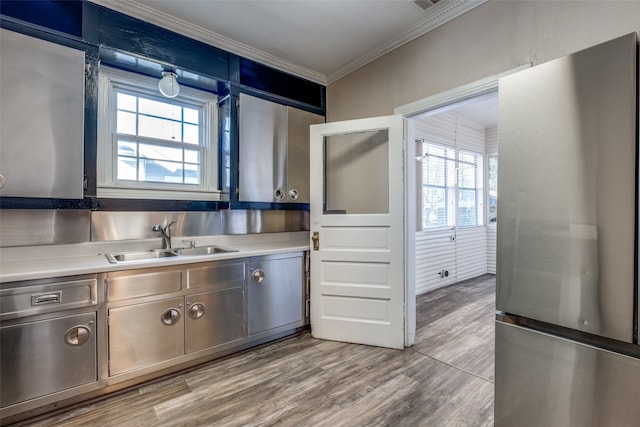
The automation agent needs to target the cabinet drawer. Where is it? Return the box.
[106,269,182,301]
[187,260,245,291]
[1,277,97,321]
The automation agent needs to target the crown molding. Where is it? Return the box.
[326,0,487,84]
[89,0,486,87]
[89,0,327,84]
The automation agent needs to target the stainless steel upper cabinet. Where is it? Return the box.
[238,93,324,203]
[497,33,637,343]
[0,29,85,199]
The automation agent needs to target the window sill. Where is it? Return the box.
[97,187,226,201]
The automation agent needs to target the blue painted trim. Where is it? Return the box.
[1,0,326,212]
[0,0,82,37]
[230,201,310,211]
[90,3,229,82]
[96,199,229,212]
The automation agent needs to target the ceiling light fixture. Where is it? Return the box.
[158,71,180,98]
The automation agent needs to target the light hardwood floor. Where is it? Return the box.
[18,275,496,427]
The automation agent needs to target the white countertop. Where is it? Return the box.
[0,232,310,283]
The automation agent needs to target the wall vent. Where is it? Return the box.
[414,0,440,10]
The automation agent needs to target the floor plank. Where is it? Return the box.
[17,275,496,427]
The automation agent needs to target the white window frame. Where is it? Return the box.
[97,66,221,200]
[421,141,485,230]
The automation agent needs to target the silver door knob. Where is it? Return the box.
[288,188,299,201]
[160,308,181,325]
[188,302,206,319]
[64,325,91,346]
[252,269,265,284]
[274,188,285,201]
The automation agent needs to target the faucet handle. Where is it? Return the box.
[152,224,163,232]
[182,240,196,249]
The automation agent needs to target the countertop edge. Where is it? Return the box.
[1,239,310,284]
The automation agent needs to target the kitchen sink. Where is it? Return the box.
[106,246,237,263]
[105,249,179,264]
[174,246,238,256]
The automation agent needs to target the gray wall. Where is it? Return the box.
[327,0,640,121]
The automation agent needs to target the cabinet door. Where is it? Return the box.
[1,313,96,407]
[108,298,183,376]
[0,29,85,199]
[286,106,325,203]
[238,93,287,202]
[185,288,243,353]
[248,255,303,335]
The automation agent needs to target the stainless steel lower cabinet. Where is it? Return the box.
[495,321,640,427]
[0,312,97,407]
[185,288,243,353]
[248,253,303,335]
[108,297,184,376]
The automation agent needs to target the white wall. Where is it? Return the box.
[327,1,640,121]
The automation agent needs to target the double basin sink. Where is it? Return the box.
[106,246,237,264]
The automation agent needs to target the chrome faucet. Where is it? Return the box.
[152,221,176,249]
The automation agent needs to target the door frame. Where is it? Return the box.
[394,64,530,347]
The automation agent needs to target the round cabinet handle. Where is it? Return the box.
[288,189,299,201]
[188,302,206,319]
[0,174,5,190]
[64,325,91,346]
[273,188,285,201]
[252,269,265,284]
[160,308,181,325]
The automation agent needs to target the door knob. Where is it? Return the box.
[252,269,265,283]
[312,232,319,251]
[160,308,181,325]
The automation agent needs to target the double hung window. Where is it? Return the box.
[421,141,485,229]
[98,67,219,200]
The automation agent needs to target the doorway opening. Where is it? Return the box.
[409,92,498,295]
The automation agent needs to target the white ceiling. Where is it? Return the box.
[91,0,486,85]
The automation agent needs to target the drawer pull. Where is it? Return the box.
[31,292,62,306]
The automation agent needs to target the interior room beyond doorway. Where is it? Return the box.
[411,92,498,295]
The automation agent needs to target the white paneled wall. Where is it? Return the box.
[487,226,497,274]
[415,229,457,294]
[414,112,494,294]
[486,126,498,153]
[457,227,488,281]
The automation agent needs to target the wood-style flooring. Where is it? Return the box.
[19,274,496,427]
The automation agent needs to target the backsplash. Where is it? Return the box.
[0,210,309,247]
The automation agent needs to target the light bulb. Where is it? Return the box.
[158,71,180,98]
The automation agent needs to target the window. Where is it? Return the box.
[421,141,484,229]
[422,144,456,228]
[488,154,498,223]
[98,67,220,200]
[457,149,484,227]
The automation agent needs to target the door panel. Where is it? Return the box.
[108,297,183,376]
[310,115,405,349]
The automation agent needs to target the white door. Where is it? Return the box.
[310,115,407,349]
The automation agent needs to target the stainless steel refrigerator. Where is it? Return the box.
[495,32,640,426]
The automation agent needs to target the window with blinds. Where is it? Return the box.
[421,141,485,229]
